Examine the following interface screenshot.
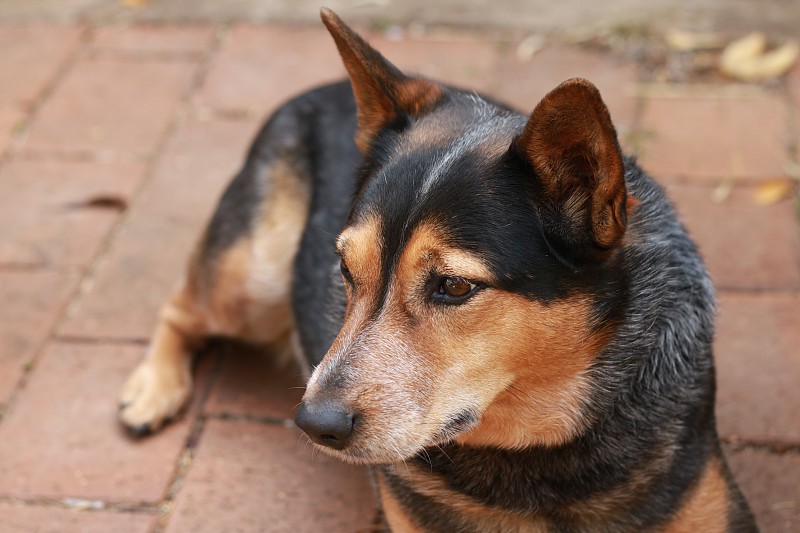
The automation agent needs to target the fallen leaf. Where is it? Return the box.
[516,35,545,62]
[722,32,766,60]
[711,178,734,204]
[66,195,129,211]
[665,29,724,52]
[355,0,393,6]
[786,160,800,179]
[754,178,795,205]
[720,33,799,81]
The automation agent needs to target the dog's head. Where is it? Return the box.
[295,9,635,464]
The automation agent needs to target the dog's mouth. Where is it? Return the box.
[422,409,479,448]
[300,407,480,465]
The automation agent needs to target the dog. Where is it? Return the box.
[118,8,758,532]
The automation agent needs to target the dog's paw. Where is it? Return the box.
[118,360,192,436]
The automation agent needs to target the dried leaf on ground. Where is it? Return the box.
[712,178,735,204]
[665,29,725,52]
[754,178,796,205]
[65,195,129,211]
[516,35,545,62]
[122,0,151,7]
[720,33,799,81]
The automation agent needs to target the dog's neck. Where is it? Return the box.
[378,409,716,532]
[377,373,719,533]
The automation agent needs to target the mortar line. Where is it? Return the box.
[123,25,233,533]
[53,335,149,346]
[0,18,221,427]
[206,411,296,427]
[0,25,91,172]
[51,21,230,358]
[0,495,161,515]
[714,287,800,295]
[82,50,211,63]
[722,438,800,456]
[151,343,227,533]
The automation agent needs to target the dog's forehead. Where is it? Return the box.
[338,96,571,297]
[351,100,522,230]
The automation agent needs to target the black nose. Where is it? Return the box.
[294,401,355,450]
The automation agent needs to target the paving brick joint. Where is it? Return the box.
[0,16,798,533]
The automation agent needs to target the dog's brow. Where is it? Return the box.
[335,234,350,255]
[440,250,494,281]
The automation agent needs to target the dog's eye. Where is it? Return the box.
[340,260,354,285]
[433,276,478,304]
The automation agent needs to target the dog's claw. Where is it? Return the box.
[117,360,192,436]
[124,421,153,438]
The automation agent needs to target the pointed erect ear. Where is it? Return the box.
[320,8,443,153]
[515,78,633,263]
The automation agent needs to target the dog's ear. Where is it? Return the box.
[515,78,632,264]
[321,8,442,153]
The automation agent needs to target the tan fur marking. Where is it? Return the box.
[559,441,679,527]
[401,108,511,161]
[661,456,730,533]
[305,214,383,396]
[385,465,550,532]
[305,220,607,463]
[203,159,309,343]
[336,213,383,293]
[120,158,309,431]
[119,283,203,430]
[402,117,453,150]
[204,236,253,333]
[333,213,384,334]
[377,473,426,533]
[400,223,601,449]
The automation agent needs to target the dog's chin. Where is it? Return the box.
[308,409,480,465]
[310,442,420,466]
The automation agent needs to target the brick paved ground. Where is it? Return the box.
[0,20,798,533]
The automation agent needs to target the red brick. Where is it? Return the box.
[0,271,78,403]
[196,25,345,114]
[23,57,197,157]
[204,343,304,420]
[0,159,144,267]
[789,63,800,114]
[0,504,155,533]
[715,292,800,444]
[640,94,788,182]
[790,63,800,152]
[0,0,97,20]
[89,25,215,55]
[493,45,638,132]
[0,25,81,107]
[59,116,261,340]
[0,342,212,502]
[726,447,800,532]
[166,420,377,533]
[369,33,498,93]
[666,183,800,289]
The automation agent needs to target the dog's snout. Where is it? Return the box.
[295,400,355,450]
